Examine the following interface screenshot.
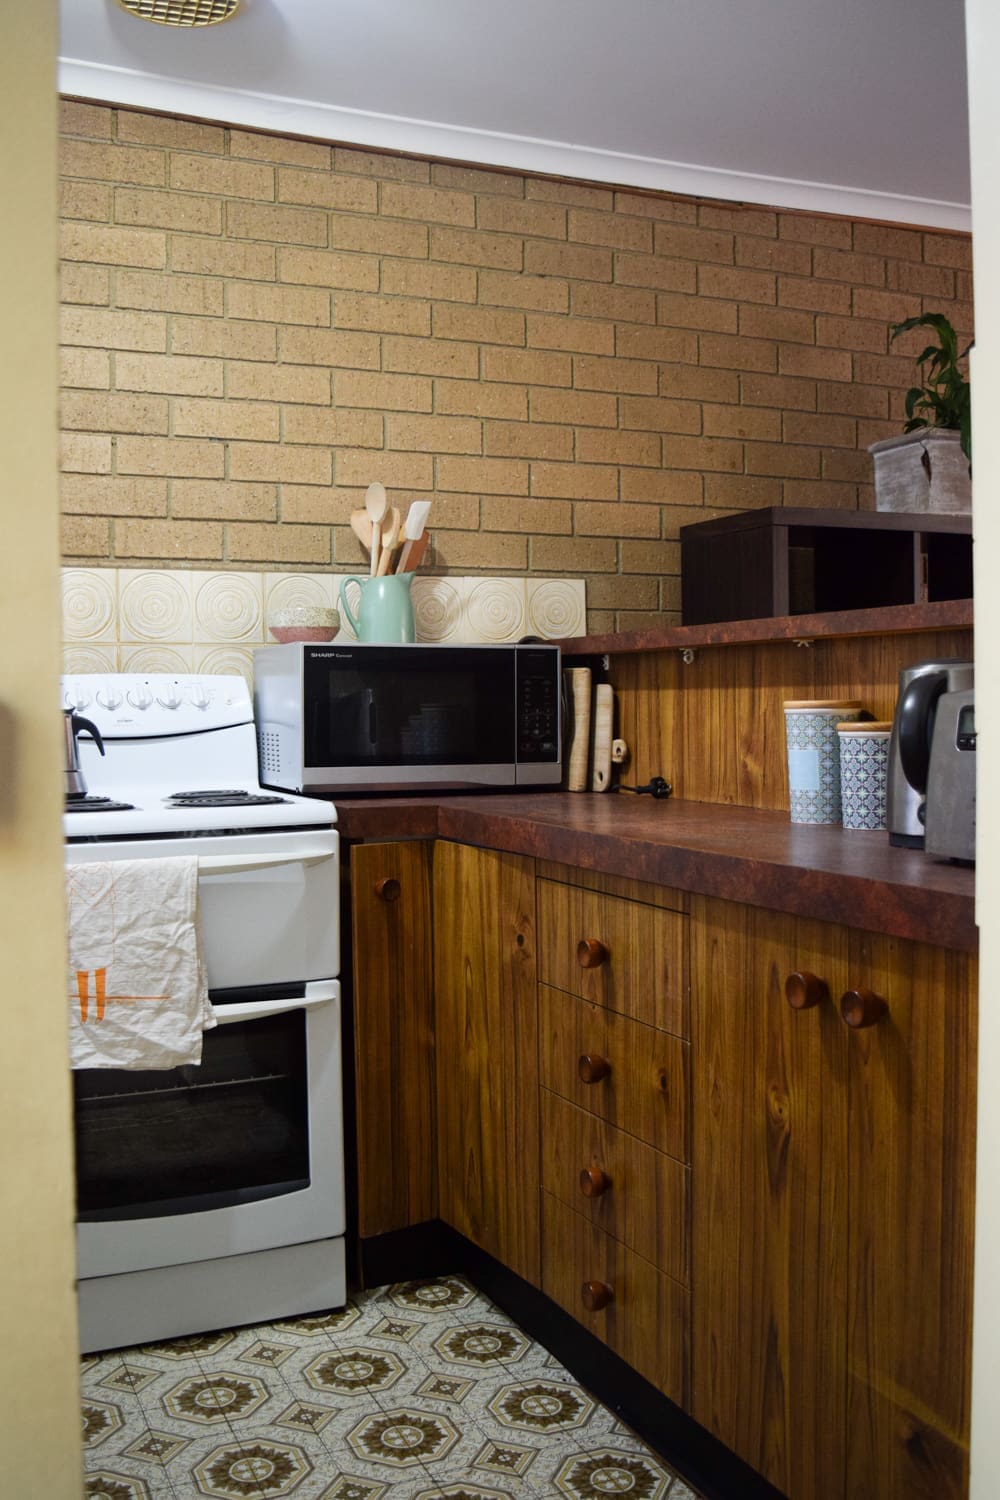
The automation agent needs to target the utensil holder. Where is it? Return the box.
[340,572,415,643]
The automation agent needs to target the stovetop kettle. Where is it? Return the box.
[64,709,105,800]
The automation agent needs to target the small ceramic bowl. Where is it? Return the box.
[268,605,340,644]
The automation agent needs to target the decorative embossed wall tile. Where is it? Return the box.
[119,645,195,675]
[119,569,194,644]
[411,576,464,642]
[466,578,526,642]
[63,644,119,675]
[193,572,264,644]
[194,644,256,686]
[62,567,117,642]
[527,578,586,640]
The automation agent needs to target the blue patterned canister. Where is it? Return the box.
[783,700,864,824]
[837,722,892,831]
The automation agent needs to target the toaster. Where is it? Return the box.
[924,688,976,864]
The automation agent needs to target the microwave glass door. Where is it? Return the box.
[304,646,515,766]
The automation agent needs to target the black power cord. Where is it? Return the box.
[616,776,672,799]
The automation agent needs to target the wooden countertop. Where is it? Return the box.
[335,792,977,953]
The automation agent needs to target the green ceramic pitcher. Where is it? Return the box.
[340,572,416,643]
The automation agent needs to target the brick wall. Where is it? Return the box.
[58,100,973,632]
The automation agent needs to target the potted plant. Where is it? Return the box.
[868,311,972,514]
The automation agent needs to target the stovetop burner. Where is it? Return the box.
[66,795,137,813]
[165,789,289,808]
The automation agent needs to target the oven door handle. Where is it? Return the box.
[213,981,339,1026]
[197,849,334,875]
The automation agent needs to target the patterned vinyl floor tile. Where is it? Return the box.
[80,1276,705,1500]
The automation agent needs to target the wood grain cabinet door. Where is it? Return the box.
[434,840,540,1287]
[351,840,436,1239]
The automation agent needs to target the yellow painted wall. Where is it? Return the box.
[0,2,83,1493]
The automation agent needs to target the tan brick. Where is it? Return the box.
[850,351,914,386]
[434,304,525,345]
[782,411,856,447]
[482,348,571,386]
[115,188,222,234]
[568,209,651,254]
[530,388,616,427]
[227,523,331,564]
[60,307,166,352]
[574,354,657,394]
[337,450,433,489]
[923,233,972,269]
[527,179,613,210]
[171,480,277,521]
[620,469,703,504]
[621,540,680,574]
[813,246,885,286]
[61,390,168,434]
[226,201,328,246]
[698,265,775,304]
[572,283,656,323]
[60,433,112,473]
[585,574,659,610]
[477,197,565,239]
[334,146,429,182]
[278,246,379,292]
[383,260,477,303]
[173,397,280,441]
[437,456,527,494]
[817,380,888,419]
[383,336,478,379]
[60,180,112,221]
[60,263,110,305]
[577,429,659,466]
[782,479,858,509]
[857,418,899,447]
[479,270,568,314]
[116,353,224,397]
[619,606,679,629]
[662,436,742,473]
[116,269,224,316]
[480,497,571,534]
[432,530,529,569]
[227,362,331,405]
[116,518,223,559]
[172,317,276,361]
[118,112,224,153]
[703,404,780,441]
[388,413,482,454]
[745,442,820,478]
[483,422,572,461]
[282,408,382,447]
[530,462,617,501]
[336,371,432,411]
[850,287,921,323]
[281,488,348,526]
[573,501,661,538]
[233,132,332,169]
[703,474,781,508]
[333,292,429,336]
[777,276,851,315]
[60,139,165,186]
[117,435,225,478]
[279,327,379,369]
[821,448,871,482]
[885,260,956,298]
[437,379,527,419]
[60,221,165,269]
[735,236,812,275]
[226,282,330,327]
[526,314,613,356]
[61,473,168,516]
[381,181,475,227]
[778,213,853,248]
[617,192,697,224]
[434,162,524,196]
[741,372,816,410]
[229,443,331,485]
[653,223,733,264]
[277,168,379,215]
[60,100,112,138]
[852,222,923,259]
[619,395,701,434]
[617,325,699,363]
[61,347,111,389]
[431,225,522,271]
[61,514,110,557]
[525,240,611,281]
[738,305,815,343]
[330,214,428,259]
[532,535,618,572]
[171,237,276,281]
[699,333,776,373]
[660,364,739,403]
[815,314,886,354]
[955,271,974,301]
[171,154,275,200]
[699,205,777,237]
[778,344,852,381]
[656,292,736,333]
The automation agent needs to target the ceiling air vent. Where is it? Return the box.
[115,0,241,26]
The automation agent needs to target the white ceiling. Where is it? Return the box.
[59,0,971,229]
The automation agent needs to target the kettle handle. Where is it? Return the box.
[897,672,946,794]
[339,577,364,638]
[70,712,105,758]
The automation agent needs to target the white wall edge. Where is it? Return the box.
[59,57,972,232]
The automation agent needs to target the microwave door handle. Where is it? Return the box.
[197,850,334,875]
[213,981,339,1026]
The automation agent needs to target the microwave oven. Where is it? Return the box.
[253,641,562,794]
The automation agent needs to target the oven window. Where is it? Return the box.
[73,1004,309,1221]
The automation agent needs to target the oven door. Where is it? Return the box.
[76,979,343,1276]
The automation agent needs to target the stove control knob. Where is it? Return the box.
[67,686,91,710]
[188,684,211,709]
[127,685,153,710]
[96,687,122,710]
[156,687,182,710]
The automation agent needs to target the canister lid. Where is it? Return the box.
[783,699,863,710]
[837,721,892,733]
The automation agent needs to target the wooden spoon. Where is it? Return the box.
[349,508,373,554]
[376,506,402,576]
[365,482,387,577]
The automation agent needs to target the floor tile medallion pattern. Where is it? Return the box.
[79,1276,703,1499]
[62,570,587,684]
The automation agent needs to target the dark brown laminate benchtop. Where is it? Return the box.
[335,793,976,953]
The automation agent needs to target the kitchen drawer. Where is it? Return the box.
[539,984,690,1162]
[541,1189,690,1408]
[538,878,687,1036]
[541,1089,690,1286]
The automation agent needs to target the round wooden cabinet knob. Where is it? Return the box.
[785,971,830,1011]
[374,877,401,902]
[840,987,888,1029]
[579,1166,611,1198]
[581,1279,614,1312]
[578,1053,612,1084]
[577,937,611,969]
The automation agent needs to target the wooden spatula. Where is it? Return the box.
[376,506,402,575]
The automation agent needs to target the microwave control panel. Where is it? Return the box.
[516,650,560,763]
